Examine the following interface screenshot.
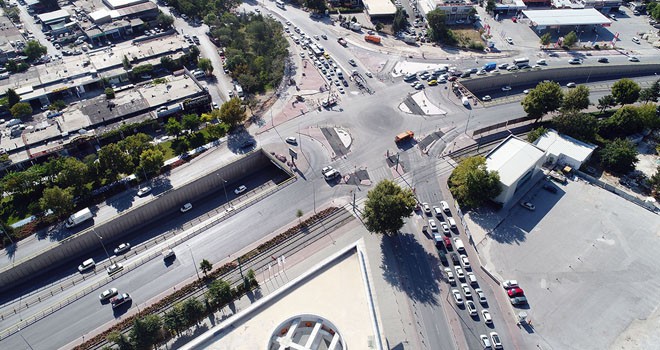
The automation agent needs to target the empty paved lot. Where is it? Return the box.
[481,178,660,350]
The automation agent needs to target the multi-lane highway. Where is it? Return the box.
[1,2,659,349]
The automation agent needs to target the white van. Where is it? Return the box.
[453,237,465,252]
[440,200,450,213]
[78,258,95,272]
[448,217,457,230]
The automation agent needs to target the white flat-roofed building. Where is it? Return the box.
[102,0,147,10]
[363,0,397,17]
[533,129,597,170]
[486,135,546,205]
[522,8,612,29]
[37,9,71,25]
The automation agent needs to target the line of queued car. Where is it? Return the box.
[425,200,503,349]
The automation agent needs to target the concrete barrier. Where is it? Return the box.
[0,149,295,293]
[461,63,660,96]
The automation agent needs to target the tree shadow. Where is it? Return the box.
[379,233,440,305]
[226,128,256,154]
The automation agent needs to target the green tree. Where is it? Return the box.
[206,279,233,309]
[181,298,205,326]
[597,94,616,112]
[5,88,20,108]
[132,64,154,76]
[122,55,132,70]
[160,56,179,71]
[521,81,564,121]
[129,314,162,350]
[182,113,201,131]
[527,126,548,143]
[207,123,229,140]
[540,33,552,46]
[10,102,32,119]
[165,117,183,138]
[49,100,66,111]
[296,209,303,223]
[563,31,578,47]
[156,12,174,28]
[639,87,657,103]
[199,259,213,276]
[649,166,660,198]
[104,87,115,99]
[426,9,456,44]
[393,8,407,33]
[485,0,496,13]
[611,78,641,105]
[552,110,599,142]
[599,138,639,174]
[106,331,132,350]
[306,0,327,13]
[163,306,185,337]
[40,186,74,217]
[197,58,213,75]
[448,156,501,208]
[600,105,645,137]
[23,40,47,61]
[219,98,247,127]
[562,85,590,111]
[363,179,416,236]
[138,148,165,177]
[56,157,88,192]
[119,133,153,166]
[98,143,133,181]
[1,170,40,195]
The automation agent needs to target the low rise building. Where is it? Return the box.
[533,129,597,170]
[420,0,477,24]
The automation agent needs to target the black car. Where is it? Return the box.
[342,80,348,87]
[451,253,460,264]
[439,252,449,266]
[543,184,558,193]
[598,57,609,63]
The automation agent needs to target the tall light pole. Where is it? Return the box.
[93,230,113,264]
[17,329,34,350]
[217,174,230,208]
[186,244,200,279]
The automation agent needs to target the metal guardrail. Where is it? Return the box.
[83,208,355,350]
[0,176,297,341]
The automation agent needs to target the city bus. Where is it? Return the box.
[276,0,285,9]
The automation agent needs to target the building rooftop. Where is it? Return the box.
[103,0,147,9]
[37,9,71,25]
[139,74,204,108]
[486,135,545,186]
[522,8,611,27]
[182,244,383,350]
[362,0,397,16]
[533,129,597,163]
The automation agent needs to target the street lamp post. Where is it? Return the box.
[93,230,113,264]
[187,244,200,279]
[217,175,230,208]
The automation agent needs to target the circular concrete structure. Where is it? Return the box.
[269,314,346,350]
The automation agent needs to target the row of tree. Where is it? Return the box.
[105,270,257,350]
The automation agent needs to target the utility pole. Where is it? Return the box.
[187,244,200,279]
[93,230,113,264]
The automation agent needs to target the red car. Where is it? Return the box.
[507,288,525,297]
[444,236,453,250]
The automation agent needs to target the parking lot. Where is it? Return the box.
[480,178,660,349]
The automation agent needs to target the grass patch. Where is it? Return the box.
[452,28,485,50]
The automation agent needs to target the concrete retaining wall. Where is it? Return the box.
[0,149,291,293]
[461,64,660,96]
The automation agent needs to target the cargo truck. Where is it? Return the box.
[364,35,381,44]
[65,207,93,228]
[349,22,362,31]
[395,130,414,143]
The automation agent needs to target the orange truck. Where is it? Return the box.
[395,130,414,143]
[364,35,381,44]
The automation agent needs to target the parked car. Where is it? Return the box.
[452,289,463,305]
[461,283,472,298]
[451,253,460,264]
[445,267,455,284]
[440,201,450,213]
[598,57,609,63]
[455,266,465,280]
[475,288,487,304]
[428,219,438,231]
[422,202,431,214]
[480,334,492,349]
[137,186,152,197]
[460,254,471,269]
[490,332,503,349]
[543,184,558,193]
[507,287,525,297]
[114,243,131,255]
[482,309,493,324]
[482,95,492,101]
[510,296,528,305]
[502,280,519,289]
[466,300,477,315]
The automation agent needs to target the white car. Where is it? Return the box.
[461,283,472,298]
[501,86,512,92]
[475,288,487,304]
[286,136,297,145]
[441,222,450,234]
[99,287,118,301]
[502,279,519,289]
[460,254,471,269]
[428,219,438,231]
[440,200,450,213]
[482,309,492,324]
[422,202,431,214]
[480,334,492,349]
[566,82,576,88]
[433,206,443,217]
[466,300,477,316]
[211,102,219,109]
[180,203,193,212]
[444,267,455,284]
[628,56,640,62]
[467,272,478,285]
[451,289,463,305]
[162,249,175,259]
[113,243,131,255]
[137,186,152,197]
[234,185,247,195]
[632,37,640,44]
[490,332,503,348]
[482,95,492,101]
[506,37,514,44]
[455,266,465,280]
[523,89,530,94]
[106,262,123,275]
